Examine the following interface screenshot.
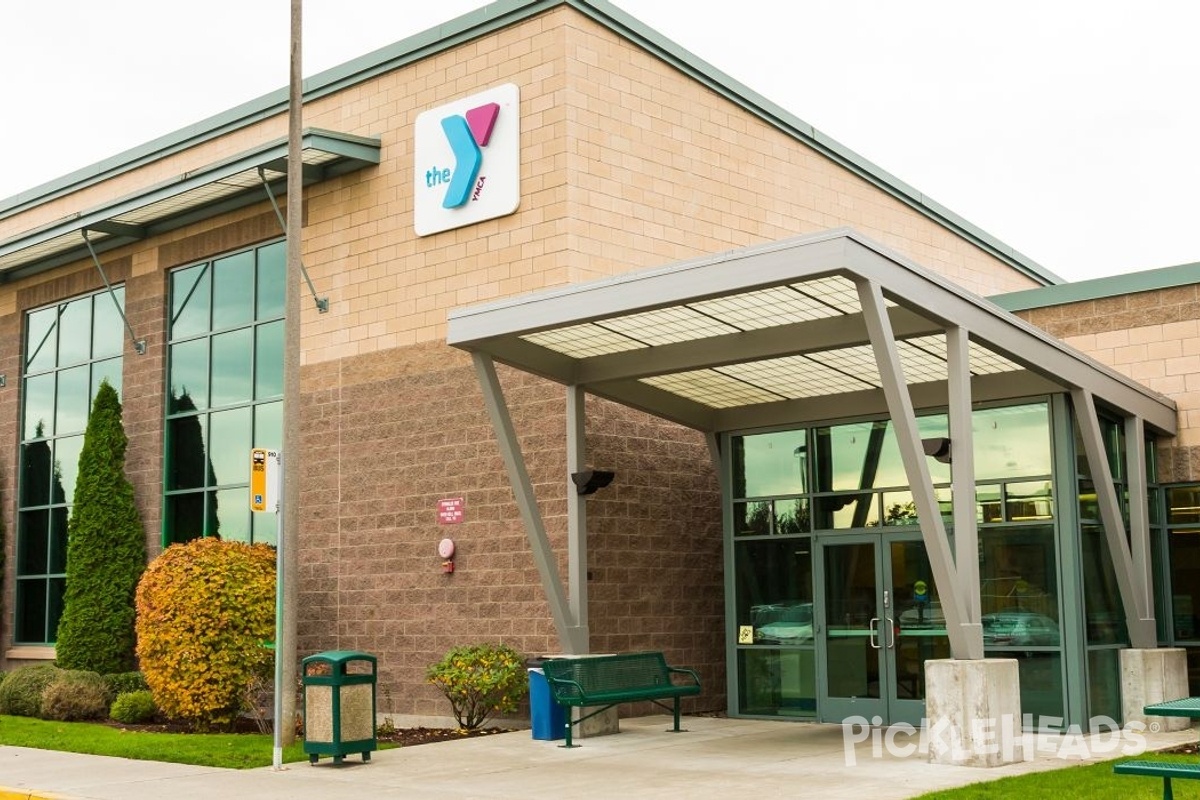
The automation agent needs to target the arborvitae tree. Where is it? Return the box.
[54,380,146,673]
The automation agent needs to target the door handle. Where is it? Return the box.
[887,617,896,649]
[869,617,881,649]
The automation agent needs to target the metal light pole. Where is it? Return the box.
[278,0,302,757]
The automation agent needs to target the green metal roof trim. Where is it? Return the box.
[0,0,1061,286]
[991,260,1200,311]
[0,129,380,283]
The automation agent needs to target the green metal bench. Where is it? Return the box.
[1113,760,1200,799]
[541,652,701,748]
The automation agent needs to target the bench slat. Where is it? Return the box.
[1114,760,1200,778]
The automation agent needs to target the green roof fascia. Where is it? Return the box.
[0,0,1061,287]
[991,260,1200,312]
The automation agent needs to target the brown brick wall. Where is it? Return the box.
[296,342,724,717]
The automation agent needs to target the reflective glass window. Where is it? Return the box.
[211,329,253,407]
[734,430,808,498]
[55,365,90,436]
[23,373,54,439]
[212,251,255,330]
[974,404,1051,481]
[256,242,286,320]
[1168,528,1200,642]
[17,287,123,644]
[169,339,209,413]
[25,307,57,373]
[57,298,91,366]
[165,240,284,545]
[255,321,284,399]
[171,264,210,338]
[92,288,124,359]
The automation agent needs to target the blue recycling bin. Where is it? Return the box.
[527,663,565,740]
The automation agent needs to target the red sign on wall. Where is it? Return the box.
[437,497,464,524]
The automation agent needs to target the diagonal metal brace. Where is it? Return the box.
[258,167,329,313]
[81,230,146,355]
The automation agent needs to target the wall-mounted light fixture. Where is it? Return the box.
[571,470,615,496]
[921,437,952,464]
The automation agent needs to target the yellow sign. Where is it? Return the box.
[914,580,928,597]
[250,449,281,512]
[738,625,755,644]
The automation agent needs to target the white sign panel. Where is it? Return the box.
[413,83,521,236]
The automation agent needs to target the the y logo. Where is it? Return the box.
[438,102,499,208]
[414,84,520,236]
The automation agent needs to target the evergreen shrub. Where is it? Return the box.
[110,690,159,724]
[55,380,146,673]
[135,537,276,730]
[0,664,62,717]
[103,671,149,698]
[41,670,110,721]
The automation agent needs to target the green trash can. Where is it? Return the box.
[302,651,378,765]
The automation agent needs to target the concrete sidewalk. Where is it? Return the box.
[1,716,1193,800]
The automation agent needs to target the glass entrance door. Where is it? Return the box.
[819,533,949,725]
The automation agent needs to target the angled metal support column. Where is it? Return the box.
[473,353,583,653]
[857,279,981,659]
[947,326,982,628]
[1126,416,1154,626]
[81,230,146,355]
[565,385,591,652]
[1072,389,1156,648]
[258,167,329,313]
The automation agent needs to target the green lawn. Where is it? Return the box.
[0,715,310,769]
[913,754,1198,799]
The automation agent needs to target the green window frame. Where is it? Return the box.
[16,287,125,644]
[164,240,284,546]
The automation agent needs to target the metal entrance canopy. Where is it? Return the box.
[447,229,1175,658]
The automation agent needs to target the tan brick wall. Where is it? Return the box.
[1016,284,1200,479]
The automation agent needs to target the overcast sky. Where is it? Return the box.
[3,1,1197,283]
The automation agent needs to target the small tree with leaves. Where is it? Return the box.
[55,380,146,674]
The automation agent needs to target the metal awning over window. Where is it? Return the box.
[0,128,380,282]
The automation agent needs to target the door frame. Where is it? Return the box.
[816,529,937,726]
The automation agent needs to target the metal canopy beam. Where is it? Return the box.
[845,243,1177,435]
[858,278,981,659]
[1070,388,1156,648]
[473,353,583,653]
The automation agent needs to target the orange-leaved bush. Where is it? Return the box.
[135,537,276,730]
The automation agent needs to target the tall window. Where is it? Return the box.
[17,288,125,644]
[165,240,284,545]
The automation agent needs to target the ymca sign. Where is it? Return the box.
[414,83,520,236]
